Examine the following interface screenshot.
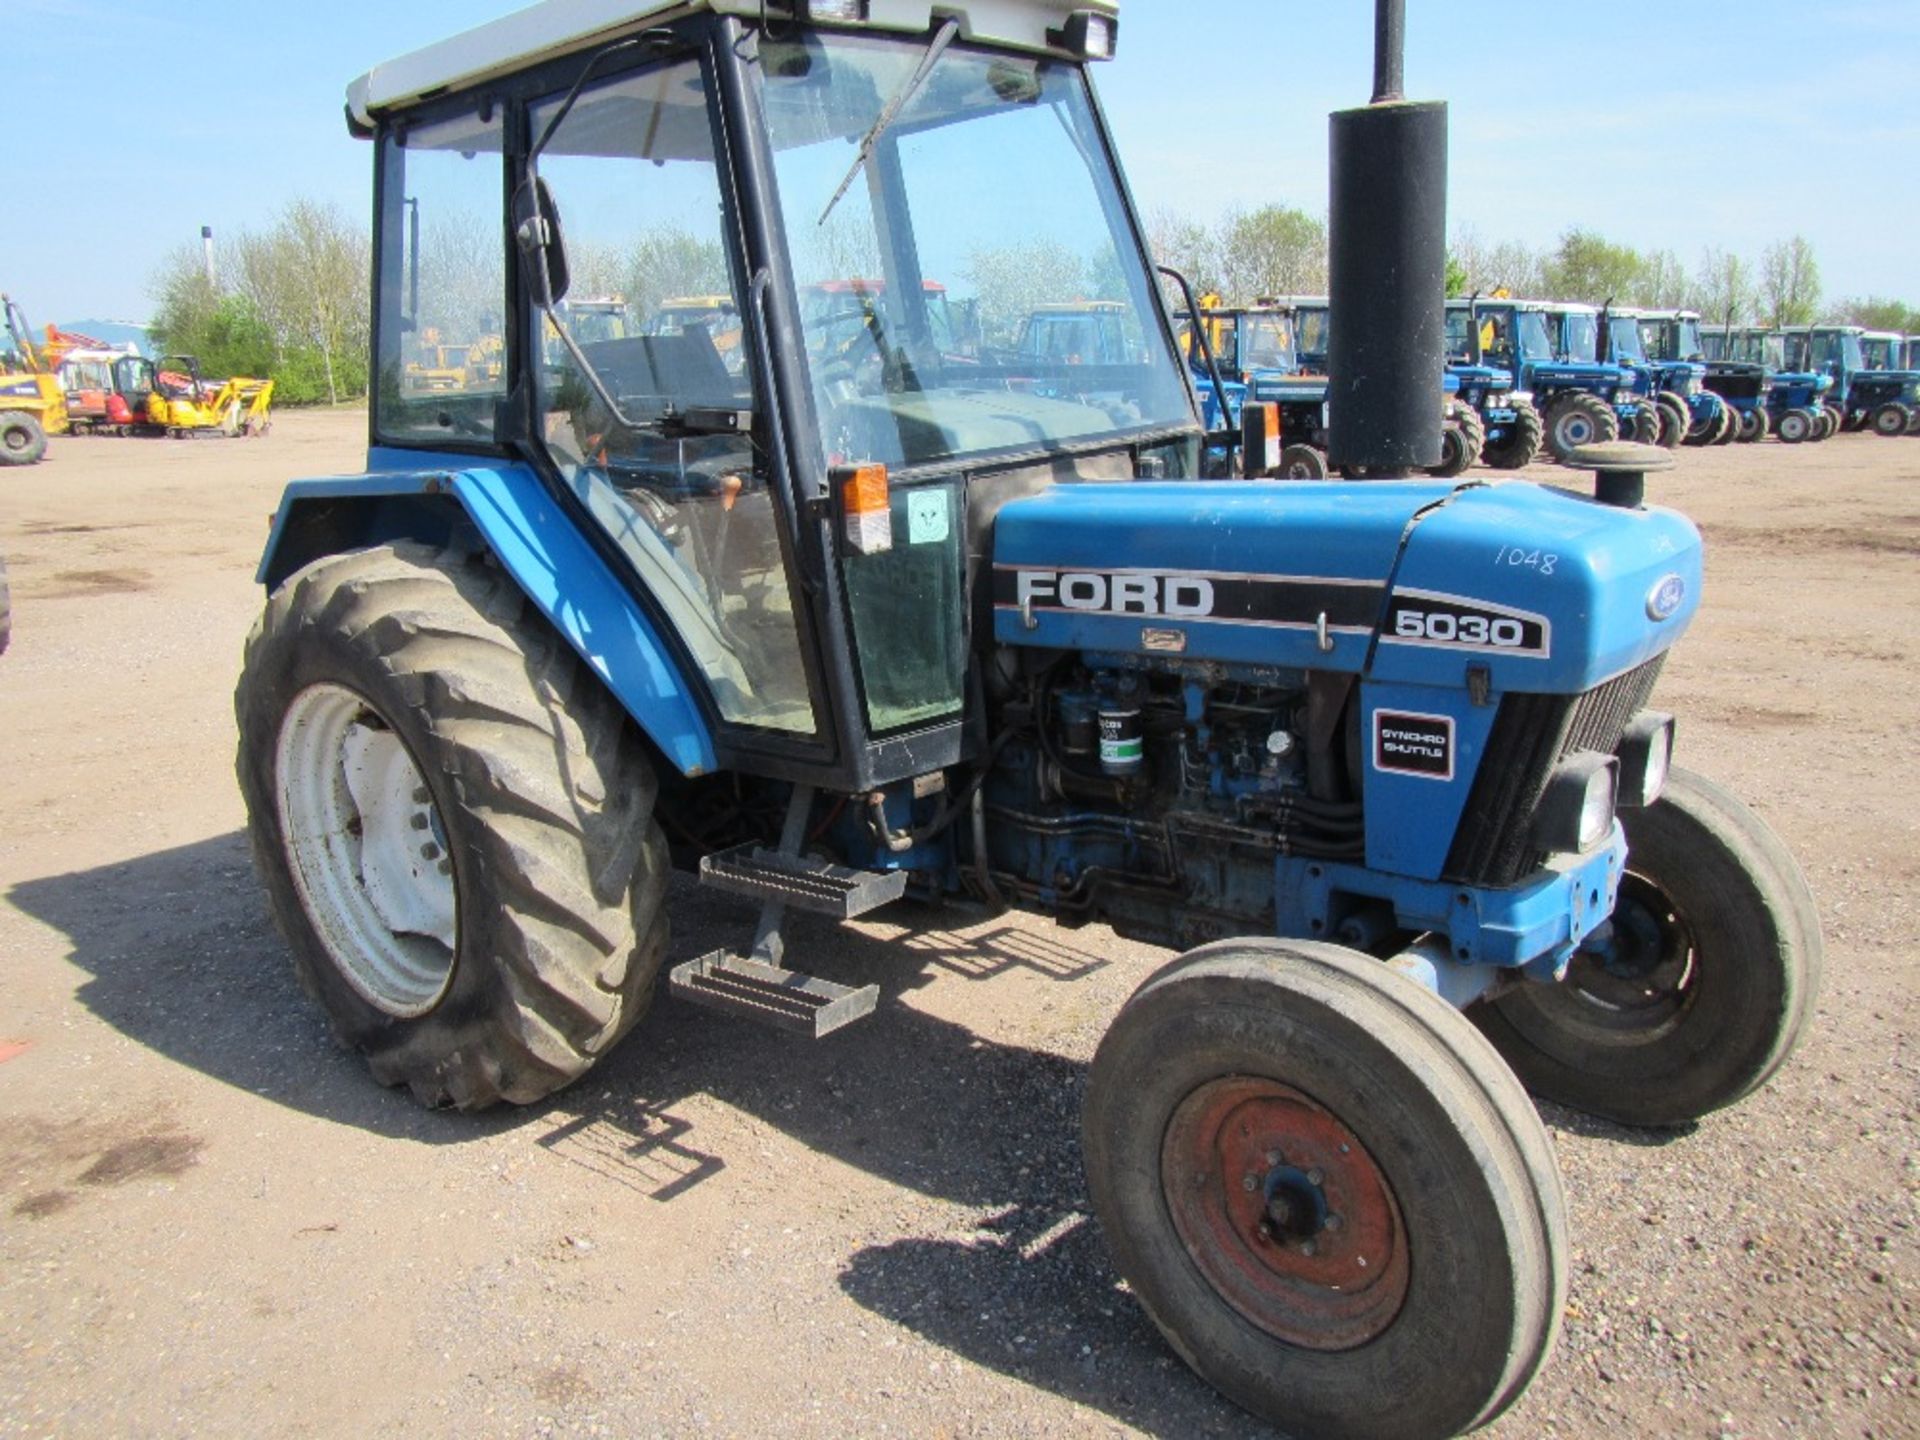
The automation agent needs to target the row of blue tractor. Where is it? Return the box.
[1706,324,1920,439]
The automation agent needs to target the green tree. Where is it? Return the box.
[1541,228,1646,305]
[1443,249,1470,298]
[1760,236,1821,327]
[1833,296,1920,332]
[1691,247,1756,327]
[1217,204,1327,304]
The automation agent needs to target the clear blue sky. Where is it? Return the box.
[6,0,1916,324]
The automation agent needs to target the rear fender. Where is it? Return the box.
[257,457,716,777]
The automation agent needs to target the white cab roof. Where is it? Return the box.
[348,0,1118,125]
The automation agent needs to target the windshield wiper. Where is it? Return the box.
[818,17,959,226]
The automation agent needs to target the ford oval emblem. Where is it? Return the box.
[1646,574,1686,621]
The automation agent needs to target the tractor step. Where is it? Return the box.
[698,843,906,919]
[668,951,879,1038]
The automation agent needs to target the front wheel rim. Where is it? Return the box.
[1161,1076,1410,1350]
[275,682,458,1017]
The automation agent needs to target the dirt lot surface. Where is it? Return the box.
[2,411,1916,1439]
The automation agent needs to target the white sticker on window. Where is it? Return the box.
[906,488,950,545]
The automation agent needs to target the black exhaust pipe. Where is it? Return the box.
[1327,0,1447,475]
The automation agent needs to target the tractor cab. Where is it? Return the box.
[1606,306,1713,445]
[296,0,1191,797]
[1177,303,1298,384]
[1860,330,1904,371]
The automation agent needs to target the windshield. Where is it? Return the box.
[1560,313,1598,362]
[1241,312,1294,371]
[1608,316,1646,363]
[760,31,1191,472]
[1861,336,1895,369]
[1515,309,1553,361]
[1292,307,1328,366]
[1675,319,1703,361]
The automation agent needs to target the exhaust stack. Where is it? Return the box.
[1327,0,1447,475]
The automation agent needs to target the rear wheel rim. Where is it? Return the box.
[275,682,458,1017]
[1161,1076,1411,1351]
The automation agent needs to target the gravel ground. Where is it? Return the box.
[0,412,1915,1438]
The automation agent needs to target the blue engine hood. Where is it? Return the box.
[989,478,1701,693]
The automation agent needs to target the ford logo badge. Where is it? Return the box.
[1646,574,1686,621]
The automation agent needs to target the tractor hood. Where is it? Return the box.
[990,478,1701,693]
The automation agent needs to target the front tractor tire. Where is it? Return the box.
[235,542,669,1110]
[1472,768,1821,1128]
[1544,393,1618,463]
[1426,400,1485,478]
[1084,941,1566,1440]
[1654,391,1691,449]
[1629,398,1664,446]
[1480,399,1544,469]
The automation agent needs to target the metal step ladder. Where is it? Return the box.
[667,786,901,1037]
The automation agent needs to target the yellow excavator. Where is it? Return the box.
[141,354,275,437]
[1,293,69,466]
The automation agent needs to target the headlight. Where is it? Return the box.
[1683,375,1703,396]
[1509,390,1533,405]
[1615,711,1674,808]
[1534,752,1619,854]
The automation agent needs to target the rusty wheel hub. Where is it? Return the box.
[1160,1076,1409,1350]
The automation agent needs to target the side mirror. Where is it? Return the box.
[513,176,570,306]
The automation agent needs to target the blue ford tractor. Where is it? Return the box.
[233,5,1820,1436]
[1861,330,1920,435]
[1782,324,1919,436]
[1269,293,1531,476]
[1635,309,1764,441]
[1177,301,1332,477]
[1445,297,1640,462]
[1595,304,1681,447]
[1700,325,1835,442]
[1440,300,1541,469]
[1602,304,1733,447]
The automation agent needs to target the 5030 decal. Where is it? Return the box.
[1382,589,1551,657]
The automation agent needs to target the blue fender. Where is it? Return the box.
[256,450,717,777]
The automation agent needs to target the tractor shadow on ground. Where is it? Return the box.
[7,832,530,1144]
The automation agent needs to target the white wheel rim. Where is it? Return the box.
[275,682,457,1017]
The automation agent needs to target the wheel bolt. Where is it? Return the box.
[1300,1240,1317,1257]
[411,813,430,830]
[1307,1168,1324,1186]
[437,859,453,876]
[1325,1213,1343,1232]
[1256,1221,1273,1244]
[1242,1174,1258,1192]
[1265,1150,1282,1166]
[420,842,441,860]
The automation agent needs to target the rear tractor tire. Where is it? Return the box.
[1472,768,1822,1128]
[1427,401,1486,478]
[1683,396,1729,446]
[1870,402,1911,437]
[234,541,670,1110]
[1480,399,1544,470]
[1085,940,1566,1440]
[1544,393,1618,463]
[0,410,48,467]
[1735,406,1766,443]
[1654,392,1690,449]
[1713,404,1739,444]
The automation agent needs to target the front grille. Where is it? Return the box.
[1444,656,1665,886]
